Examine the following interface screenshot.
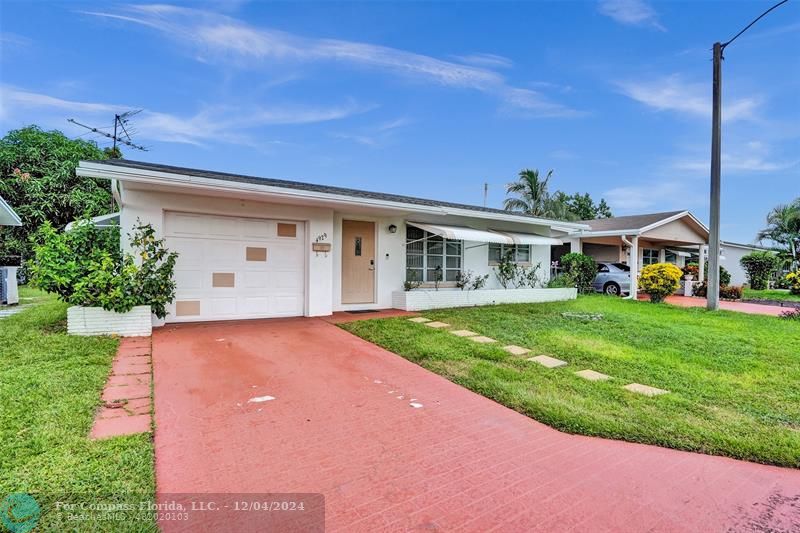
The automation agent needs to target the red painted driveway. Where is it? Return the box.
[152,317,800,532]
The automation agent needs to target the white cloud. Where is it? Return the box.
[82,5,580,118]
[603,181,690,212]
[451,53,513,69]
[0,85,371,147]
[598,0,665,31]
[672,143,799,174]
[616,75,760,122]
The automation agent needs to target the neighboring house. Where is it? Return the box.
[555,210,767,293]
[77,159,588,323]
[0,194,22,306]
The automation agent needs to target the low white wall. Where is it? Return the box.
[392,287,577,311]
[67,305,152,337]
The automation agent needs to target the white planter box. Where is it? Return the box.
[392,288,577,311]
[67,305,152,337]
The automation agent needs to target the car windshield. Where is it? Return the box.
[611,263,630,272]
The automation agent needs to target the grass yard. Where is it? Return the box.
[0,288,156,531]
[744,288,800,302]
[341,295,800,468]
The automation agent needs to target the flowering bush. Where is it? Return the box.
[692,282,743,300]
[786,270,800,295]
[682,263,699,278]
[638,263,682,303]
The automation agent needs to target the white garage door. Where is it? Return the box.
[165,212,305,322]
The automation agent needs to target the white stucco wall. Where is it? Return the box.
[121,187,335,317]
[720,244,758,286]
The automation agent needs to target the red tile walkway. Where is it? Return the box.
[89,336,153,439]
[152,317,800,532]
[638,294,788,316]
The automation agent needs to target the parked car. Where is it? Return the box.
[592,262,631,296]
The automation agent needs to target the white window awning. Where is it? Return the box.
[408,222,512,244]
[666,249,693,258]
[498,232,563,246]
[408,222,563,246]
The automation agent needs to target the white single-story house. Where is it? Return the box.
[0,194,22,306]
[77,159,587,323]
[557,210,768,292]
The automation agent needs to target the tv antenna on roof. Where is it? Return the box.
[68,110,148,153]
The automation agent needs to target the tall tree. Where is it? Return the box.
[503,168,613,221]
[0,126,113,267]
[757,198,800,268]
[503,169,555,217]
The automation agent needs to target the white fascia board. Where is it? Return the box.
[77,161,590,230]
[639,210,710,236]
[720,241,771,251]
[579,229,641,238]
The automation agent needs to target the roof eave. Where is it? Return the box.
[77,161,591,230]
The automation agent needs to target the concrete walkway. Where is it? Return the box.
[640,294,788,316]
[152,317,800,532]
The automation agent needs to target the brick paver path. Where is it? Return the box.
[90,336,153,439]
[152,318,800,532]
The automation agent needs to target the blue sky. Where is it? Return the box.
[1,0,798,243]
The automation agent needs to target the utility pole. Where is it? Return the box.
[706,0,789,311]
[707,41,722,310]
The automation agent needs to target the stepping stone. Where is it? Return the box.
[623,383,669,397]
[527,355,568,368]
[408,317,431,323]
[451,329,478,337]
[503,345,531,356]
[468,336,496,344]
[575,369,610,381]
[425,321,450,328]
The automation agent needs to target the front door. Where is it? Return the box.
[341,220,375,304]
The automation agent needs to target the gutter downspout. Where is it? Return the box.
[621,235,638,299]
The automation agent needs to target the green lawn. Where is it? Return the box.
[744,288,800,302]
[341,295,800,468]
[0,288,156,531]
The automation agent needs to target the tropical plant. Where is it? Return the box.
[495,250,519,288]
[455,270,489,291]
[638,263,682,303]
[559,252,595,293]
[515,262,543,288]
[30,219,178,318]
[503,169,554,217]
[432,264,443,291]
[757,199,800,269]
[403,270,422,291]
[0,126,114,274]
[502,168,613,221]
[693,282,742,300]
[785,270,800,295]
[740,251,782,290]
[683,261,731,285]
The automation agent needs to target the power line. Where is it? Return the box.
[722,0,790,49]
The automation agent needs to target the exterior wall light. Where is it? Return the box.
[388,224,398,234]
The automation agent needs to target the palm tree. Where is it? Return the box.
[503,169,556,217]
[757,198,800,269]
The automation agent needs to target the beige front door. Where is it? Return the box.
[341,220,376,304]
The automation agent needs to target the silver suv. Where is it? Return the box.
[592,262,631,296]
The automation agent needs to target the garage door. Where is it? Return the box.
[165,212,305,322]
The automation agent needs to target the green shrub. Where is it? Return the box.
[559,253,595,293]
[546,274,574,288]
[740,251,781,290]
[693,283,744,300]
[638,263,682,303]
[31,219,178,318]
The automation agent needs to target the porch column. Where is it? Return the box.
[630,236,639,299]
[698,245,707,281]
[570,238,581,253]
[658,249,666,263]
